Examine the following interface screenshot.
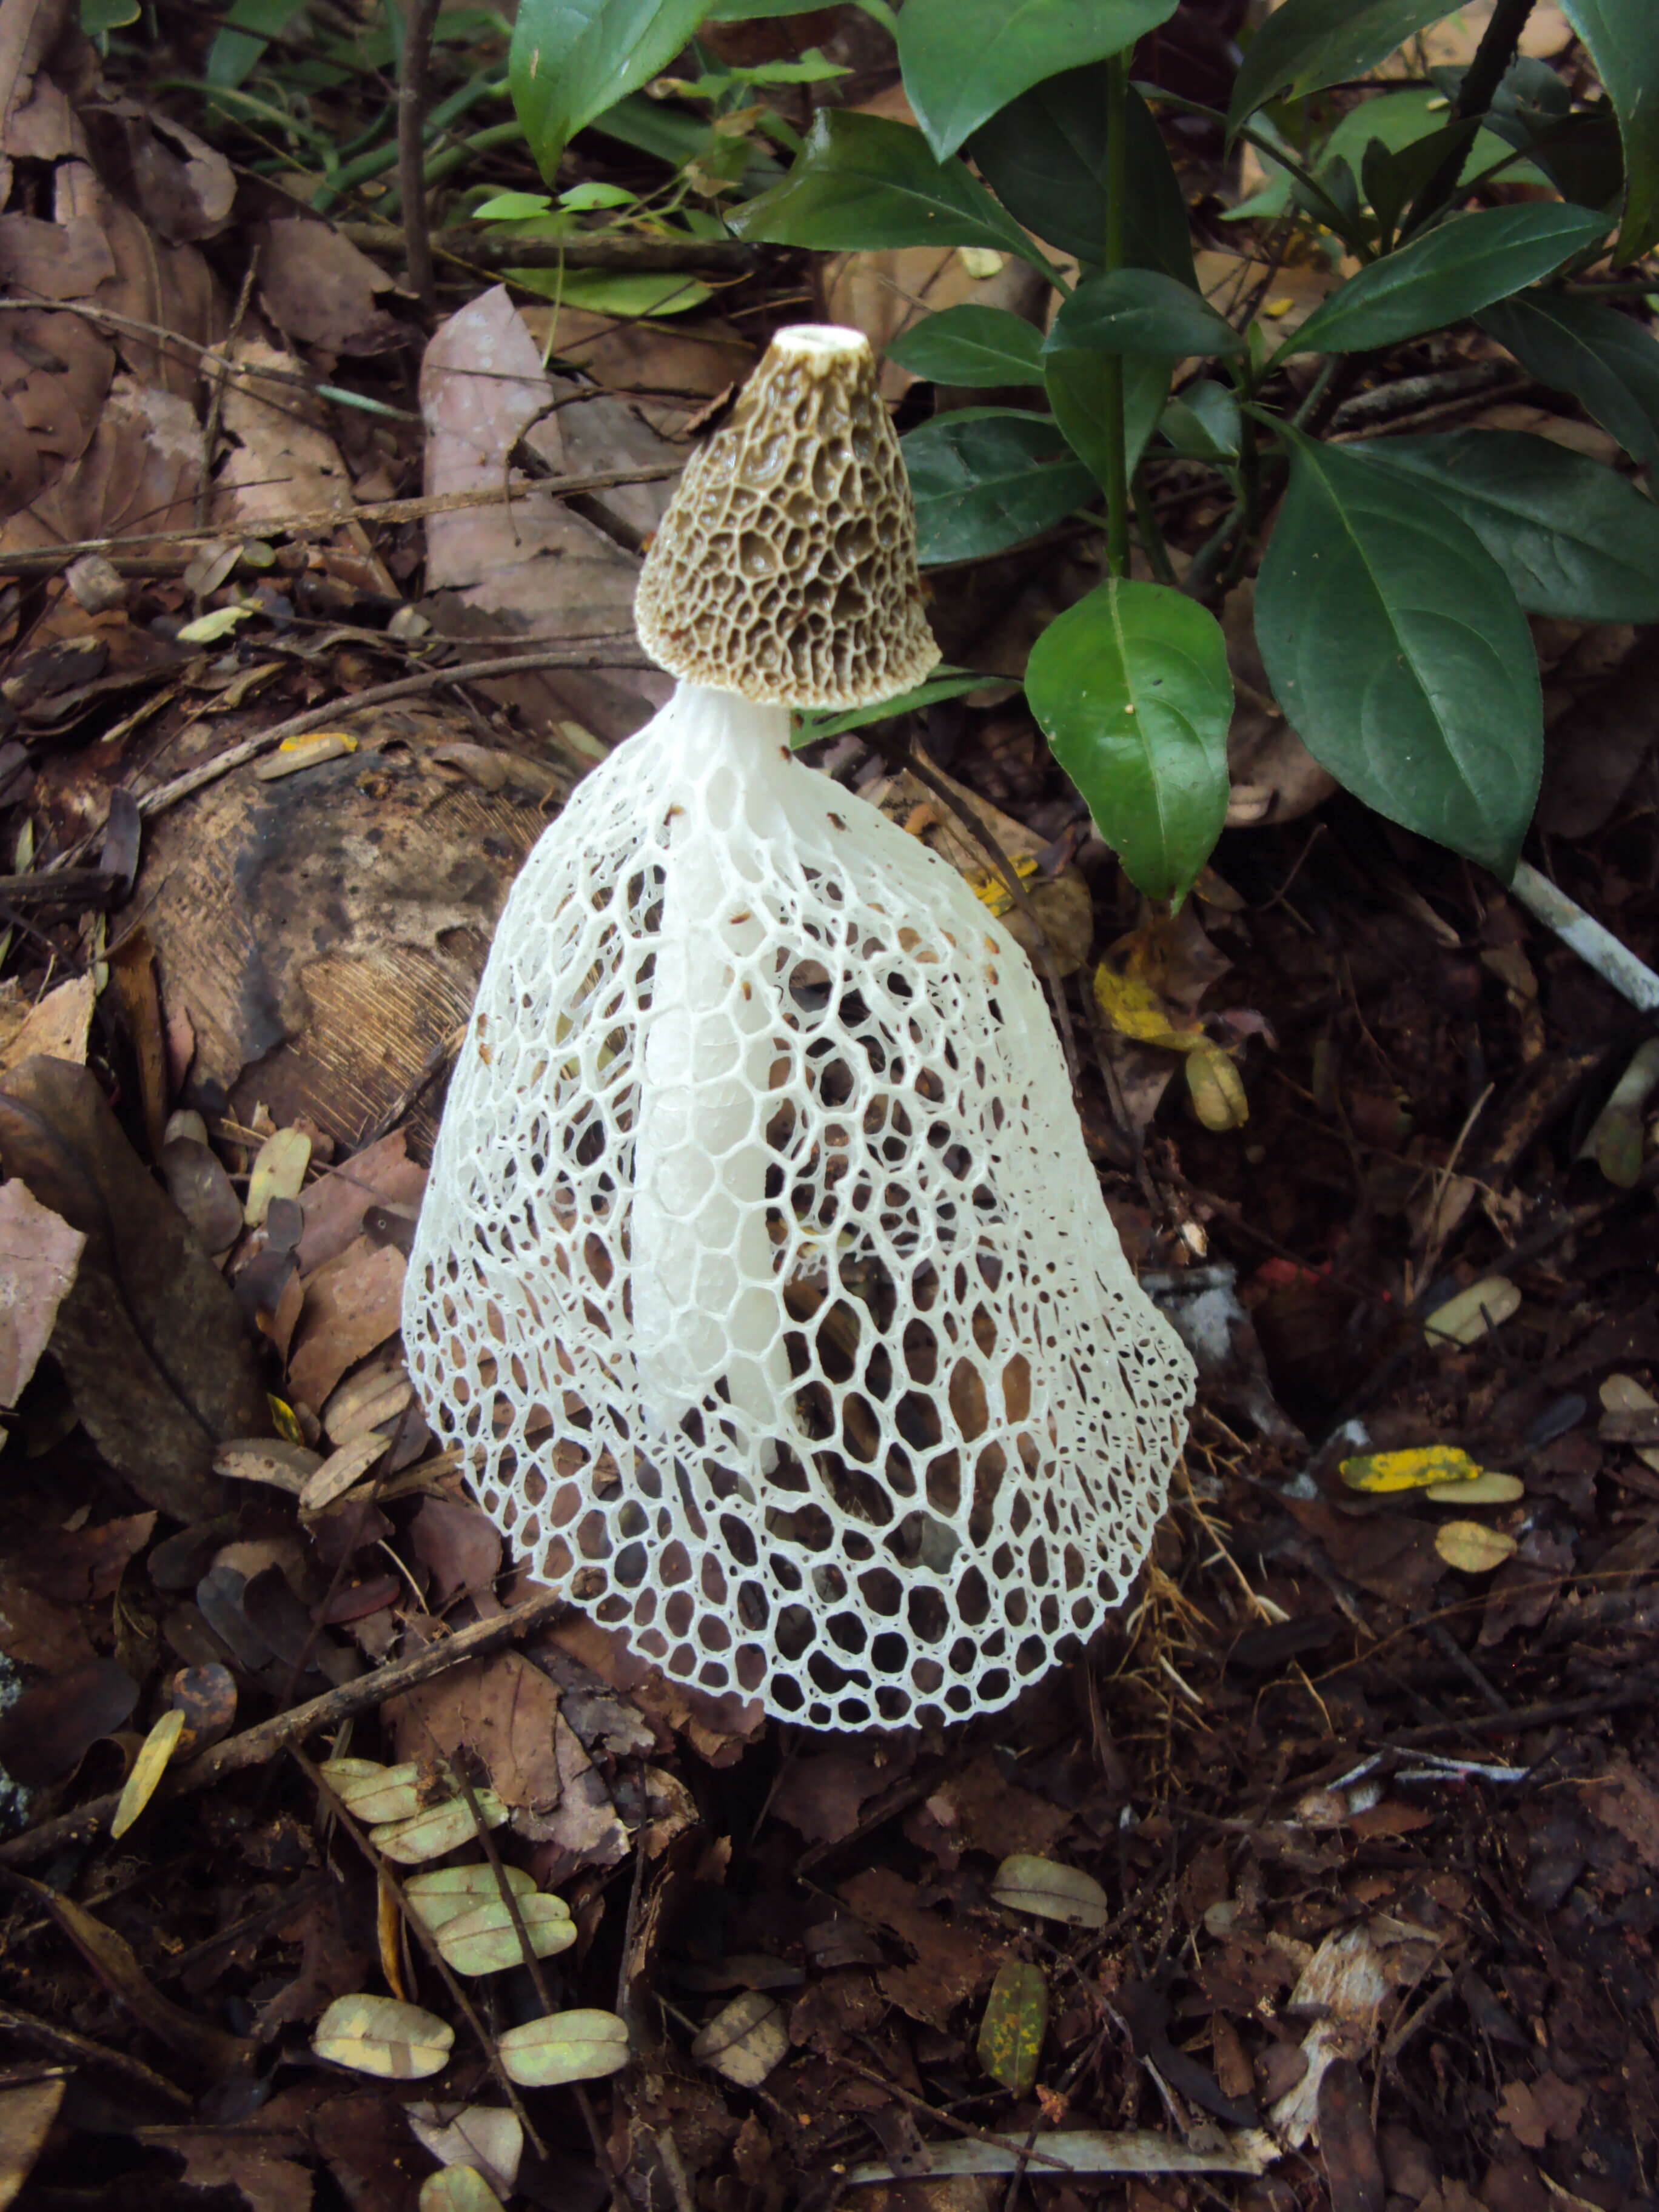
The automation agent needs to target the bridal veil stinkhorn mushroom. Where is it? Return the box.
[403,325,1195,1730]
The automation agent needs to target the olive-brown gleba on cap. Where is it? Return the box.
[634,324,939,709]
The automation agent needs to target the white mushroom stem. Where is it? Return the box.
[631,683,795,1439]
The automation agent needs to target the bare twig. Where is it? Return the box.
[0,461,683,576]
[0,1586,566,1868]
[93,646,649,838]
[339,221,758,273]
[398,0,444,313]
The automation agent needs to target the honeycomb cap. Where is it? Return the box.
[635,324,940,709]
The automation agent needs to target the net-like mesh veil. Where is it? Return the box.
[403,683,1195,1731]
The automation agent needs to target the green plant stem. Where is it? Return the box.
[1134,83,1366,249]
[1131,472,1178,585]
[1399,0,1536,237]
[1102,52,1131,579]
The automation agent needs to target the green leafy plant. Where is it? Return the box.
[496,0,1656,908]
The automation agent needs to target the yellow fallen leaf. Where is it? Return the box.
[1093,965,1198,1051]
[1340,1446,1480,1494]
[1185,1039,1248,1130]
[279,730,357,752]
[1426,1472,1524,1505]
[110,1708,186,1839]
[1423,1276,1521,1346]
[1436,1520,1517,1572]
[313,1994,453,2079]
[977,1959,1047,2096]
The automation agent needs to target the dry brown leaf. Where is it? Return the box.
[8,375,201,552]
[387,1649,566,1811]
[420,283,672,743]
[0,1173,83,1404]
[287,1233,405,1409]
[0,1056,269,1517]
[256,218,400,354]
[0,2077,65,2210]
[0,305,112,520]
[295,1130,427,1275]
[211,335,353,527]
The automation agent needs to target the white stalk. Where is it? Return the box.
[631,684,796,1441]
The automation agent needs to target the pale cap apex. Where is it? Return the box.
[635,323,939,709]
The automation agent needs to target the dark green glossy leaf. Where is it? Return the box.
[1048,269,1243,358]
[510,0,709,178]
[1158,379,1241,461]
[1349,430,1659,621]
[886,306,1045,386]
[1043,352,1167,490]
[902,408,1094,563]
[1229,0,1456,130]
[1283,203,1609,357]
[1027,577,1232,905]
[1254,428,1541,877]
[896,0,1179,162]
[1479,292,1659,473]
[706,0,827,15]
[1560,0,1659,260]
[793,672,988,745]
[729,110,1039,264]
[968,72,1195,281]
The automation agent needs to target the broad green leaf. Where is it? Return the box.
[1254,429,1541,877]
[729,110,1041,266]
[406,1865,537,1932]
[1043,352,1168,493]
[1282,204,1609,358]
[498,2010,630,2086]
[708,0,828,13]
[510,0,710,179]
[977,1961,1048,2096]
[886,306,1045,386]
[689,1991,788,2086]
[110,1708,186,1840]
[794,671,988,745]
[438,1894,577,1977]
[313,1995,454,2080]
[206,0,306,87]
[990,1853,1109,1929]
[1048,269,1244,358]
[1348,431,1659,620]
[508,269,712,316]
[1480,292,1659,474]
[1229,0,1458,130]
[902,409,1095,563]
[81,0,139,32]
[1158,380,1241,461]
[1230,88,1547,230]
[970,73,1195,281]
[1560,0,1659,260]
[897,0,1179,161]
[1026,577,1231,906]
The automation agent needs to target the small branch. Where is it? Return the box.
[1509,860,1659,1014]
[0,461,683,577]
[127,648,650,827]
[0,1586,566,1868]
[398,0,444,313]
[1401,0,1538,236]
[339,221,758,274]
